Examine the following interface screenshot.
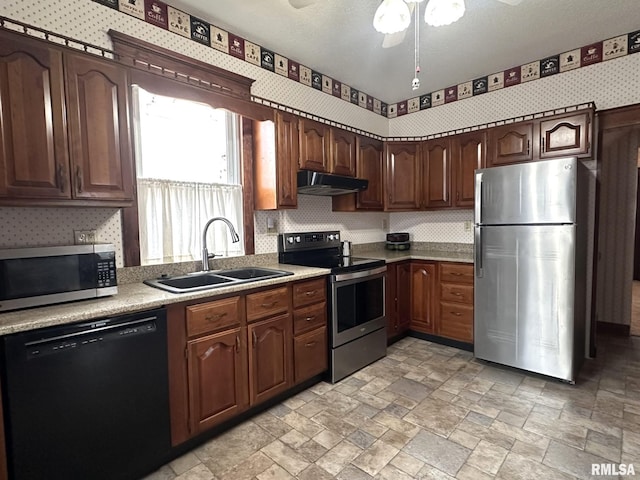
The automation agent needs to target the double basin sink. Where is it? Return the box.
[144,267,294,293]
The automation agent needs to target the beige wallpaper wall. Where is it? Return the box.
[0,0,636,326]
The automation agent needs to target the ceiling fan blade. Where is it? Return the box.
[495,0,523,5]
[288,0,318,8]
[381,2,414,48]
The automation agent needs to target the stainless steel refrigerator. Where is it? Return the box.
[474,157,588,383]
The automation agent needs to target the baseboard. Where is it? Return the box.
[408,330,474,352]
[596,321,630,336]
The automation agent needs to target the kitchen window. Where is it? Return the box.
[133,86,244,265]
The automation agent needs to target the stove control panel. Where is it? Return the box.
[278,231,340,252]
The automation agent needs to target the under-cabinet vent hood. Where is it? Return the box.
[297,170,368,196]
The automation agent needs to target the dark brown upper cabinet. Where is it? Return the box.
[422,138,452,209]
[488,122,535,167]
[539,110,592,159]
[329,128,356,177]
[452,131,486,208]
[385,141,421,211]
[299,118,330,172]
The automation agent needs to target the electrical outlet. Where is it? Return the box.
[464,221,472,232]
[266,217,278,235]
[74,230,97,244]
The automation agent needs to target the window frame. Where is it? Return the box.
[110,30,273,266]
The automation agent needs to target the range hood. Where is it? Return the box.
[297,170,368,196]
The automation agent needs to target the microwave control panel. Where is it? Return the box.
[97,251,117,288]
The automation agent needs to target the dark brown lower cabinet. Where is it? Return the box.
[294,326,328,382]
[187,327,248,434]
[409,262,437,334]
[248,313,292,405]
[386,261,411,340]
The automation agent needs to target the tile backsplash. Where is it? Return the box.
[0,207,124,266]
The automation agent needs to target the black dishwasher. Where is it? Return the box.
[1,308,171,480]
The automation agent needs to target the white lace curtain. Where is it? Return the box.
[138,178,244,265]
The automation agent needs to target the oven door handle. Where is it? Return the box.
[332,266,387,282]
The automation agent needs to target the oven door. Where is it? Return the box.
[330,266,386,348]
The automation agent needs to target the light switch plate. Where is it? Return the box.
[74,230,96,244]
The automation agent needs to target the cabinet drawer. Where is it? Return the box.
[293,302,327,336]
[294,326,328,383]
[186,296,242,337]
[292,278,326,309]
[439,302,473,343]
[246,286,289,322]
[440,283,473,304]
[439,263,474,285]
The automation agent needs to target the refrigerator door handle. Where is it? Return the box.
[475,227,483,277]
[475,173,483,224]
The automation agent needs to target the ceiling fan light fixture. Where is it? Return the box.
[424,0,465,27]
[373,0,412,34]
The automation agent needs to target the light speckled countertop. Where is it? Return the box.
[0,264,328,336]
[0,247,473,336]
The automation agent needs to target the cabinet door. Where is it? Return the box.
[539,111,592,159]
[488,122,534,166]
[439,302,474,343]
[253,112,298,210]
[453,131,485,208]
[65,53,133,201]
[276,111,299,207]
[330,128,356,176]
[410,262,436,333]
[299,118,330,172]
[422,138,451,208]
[0,34,70,199]
[385,142,421,210]
[187,327,248,434]
[248,314,292,404]
[356,137,384,210]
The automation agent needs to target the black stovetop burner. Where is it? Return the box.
[277,231,385,274]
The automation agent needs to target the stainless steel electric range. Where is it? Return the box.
[278,231,387,383]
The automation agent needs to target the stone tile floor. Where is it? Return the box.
[144,334,640,479]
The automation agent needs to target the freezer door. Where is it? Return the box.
[474,224,577,381]
[475,157,577,225]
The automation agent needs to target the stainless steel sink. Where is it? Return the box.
[144,267,293,293]
[215,267,294,281]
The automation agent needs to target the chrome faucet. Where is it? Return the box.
[201,217,240,271]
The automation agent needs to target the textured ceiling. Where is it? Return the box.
[168,0,640,104]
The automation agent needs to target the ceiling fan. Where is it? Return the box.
[288,0,523,48]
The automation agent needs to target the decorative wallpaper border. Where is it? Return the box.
[86,1,639,119]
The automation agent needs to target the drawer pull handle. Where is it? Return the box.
[205,312,227,322]
[57,163,66,192]
[252,330,257,347]
[451,272,463,276]
[261,301,277,308]
[76,165,83,193]
[305,341,317,347]
[235,335,240,353]
[305,315,316,322]
[304,290,318,296]
[451,311,462,316]
[453,292,463,296]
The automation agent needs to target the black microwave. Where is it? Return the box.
[0,244,117,312]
